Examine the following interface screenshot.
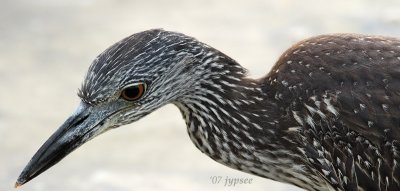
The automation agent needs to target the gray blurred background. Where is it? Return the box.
[1,0,399,191]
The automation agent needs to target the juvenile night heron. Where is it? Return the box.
[16,29,400,191]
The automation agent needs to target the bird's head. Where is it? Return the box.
[16,29,239,187]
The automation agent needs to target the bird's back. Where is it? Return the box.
[264,34,400,190]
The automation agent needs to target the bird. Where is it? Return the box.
[16,29,400,191]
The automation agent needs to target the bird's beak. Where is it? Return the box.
[15,102,113,188]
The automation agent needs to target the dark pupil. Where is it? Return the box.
[125,86,140,98]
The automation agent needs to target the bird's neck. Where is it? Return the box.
[174,53,312,186]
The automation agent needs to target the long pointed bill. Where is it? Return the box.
[15,102,112,187]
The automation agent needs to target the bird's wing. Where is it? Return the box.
[266,34,400,190]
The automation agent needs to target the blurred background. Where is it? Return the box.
[1,0,400,190]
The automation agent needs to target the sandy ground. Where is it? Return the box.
[1,0,400,191]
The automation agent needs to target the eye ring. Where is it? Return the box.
[121,83,146,101]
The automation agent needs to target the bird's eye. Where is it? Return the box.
[121,83,146,101]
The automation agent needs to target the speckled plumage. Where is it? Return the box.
[267,34,400,190]
[17,30,400,191]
